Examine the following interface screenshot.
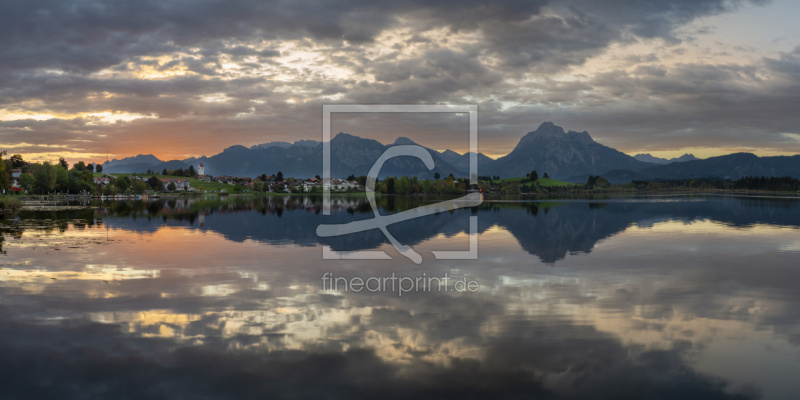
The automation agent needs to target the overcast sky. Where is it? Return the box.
[1,0,799,163]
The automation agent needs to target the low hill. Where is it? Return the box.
[590,153,800,183]
[633,153,699,164]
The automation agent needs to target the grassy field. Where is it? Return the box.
[186,179,236,192]
[100,172,237,192]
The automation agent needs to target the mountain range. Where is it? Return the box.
[103,122,800,183]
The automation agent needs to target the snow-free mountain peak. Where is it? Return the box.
[100,123,800,183]
[393,137,419,146]
[108,154,162,165]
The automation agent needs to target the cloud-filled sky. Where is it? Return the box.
[1,0,799,163]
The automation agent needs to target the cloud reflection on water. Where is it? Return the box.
[1,195,799,399]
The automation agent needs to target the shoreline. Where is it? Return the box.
[5,187,800,201]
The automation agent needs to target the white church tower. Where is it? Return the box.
[198,163,204,175]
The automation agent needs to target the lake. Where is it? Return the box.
[1,194,799,399]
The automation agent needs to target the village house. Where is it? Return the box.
[302,178,322,191]
[322,178,360,191]
[11,169,22,188]
[215,175,231,184]
[267,181,287,192]
[159,178,191,190]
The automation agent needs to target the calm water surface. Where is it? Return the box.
[1,194,799,399]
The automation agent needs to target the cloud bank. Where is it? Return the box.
[1,0,798,161]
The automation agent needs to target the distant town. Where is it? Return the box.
[2,149,800,201]
[1,153,366,197]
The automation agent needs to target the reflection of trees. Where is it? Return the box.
[5,196,800,264]
[0,209,100,255]
[92,196,443,223]
[133,196,800,263]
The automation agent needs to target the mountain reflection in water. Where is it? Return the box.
[0,194,799,399]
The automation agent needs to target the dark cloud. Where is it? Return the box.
[0,0,747,73]
[0,0,792,160]
[566,57,800,152]
[0,0,540,73]
[568,0,735,41]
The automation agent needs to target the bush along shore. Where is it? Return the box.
[0,196,22,214]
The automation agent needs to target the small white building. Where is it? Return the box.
[322,178,360,191]
[198,163,204,176]
[11,169,22,188]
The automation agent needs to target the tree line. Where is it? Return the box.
[145,165,197,177]
[626,176,800,191]
[374,174,468,195]
[1,153,99,195]
[0,153,153,195]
